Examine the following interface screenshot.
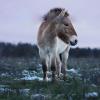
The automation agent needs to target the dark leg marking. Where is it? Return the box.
[51,58,56,82]
[42,60,47,80]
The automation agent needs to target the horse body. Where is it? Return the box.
[37,8,78,81]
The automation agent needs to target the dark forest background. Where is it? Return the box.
[0,42,100,58]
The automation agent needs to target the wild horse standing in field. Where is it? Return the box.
[37,8,78,81]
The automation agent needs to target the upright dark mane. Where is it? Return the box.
[43,7,69,21]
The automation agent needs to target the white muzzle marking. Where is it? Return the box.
[70,35,78,46]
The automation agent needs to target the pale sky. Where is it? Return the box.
[0,0,100,48]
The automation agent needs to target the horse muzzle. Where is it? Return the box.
[70,39,78,46]
[70,35,78,46]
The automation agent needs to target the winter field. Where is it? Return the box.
[0,57,100,100]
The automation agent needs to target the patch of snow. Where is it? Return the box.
[0,88,5,93]
[0,88,15,94]
[91,84,97,87]
[31,94,45,100]
[38,64,42,67]
[20,75,51,81]
[66,68,78,74]
[19,70,52,81]
[19,89,30,96]
[85,92,98,98]
[0,85,10,93]
[21,70,42,80]
[31,71,37,76]
[0,86,30,95]
[22,70,37,76]
[21,76,43,81]
[1,72,9,77]
[22,70,29,76]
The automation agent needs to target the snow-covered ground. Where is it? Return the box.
[21,76,43,81]
[66,68,78,74]
[20,68,80,81]
[85,92,98,98]
[20,70,51,81]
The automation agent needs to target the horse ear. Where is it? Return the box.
[54,9,65,23]
[65,11,69,17]
[59,9,66,17]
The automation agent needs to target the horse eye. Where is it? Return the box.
[64,13,67,16]
[64,23,69,26]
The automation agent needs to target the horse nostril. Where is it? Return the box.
[75,39,78,44]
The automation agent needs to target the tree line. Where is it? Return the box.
[0,42,100,58]
[0,42,39,58]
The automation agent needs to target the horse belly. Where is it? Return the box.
[56,37,68,54]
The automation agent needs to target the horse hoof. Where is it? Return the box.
[51,78,58,83]
[63,76,67,81]
[43,77,49,82]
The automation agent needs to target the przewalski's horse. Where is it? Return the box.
[37,8,78,81]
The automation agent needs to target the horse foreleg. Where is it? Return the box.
[51,57,56,82]
[61,46,70,80]
[41,59,48,81]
